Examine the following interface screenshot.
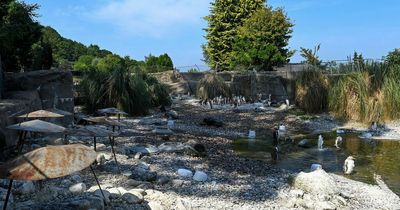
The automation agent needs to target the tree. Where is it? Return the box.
[231,7,294,71]
[203,0,265,71]
[30,39,53,70]
[300,44,322,67]
[0,0,42,71]
[73,55,95,71]
[145,53,174,73]
[385,49,400,66]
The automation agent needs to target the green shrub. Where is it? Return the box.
[79,68,170,115]
[196,73,229,100]
[382,76,400,120]
[295,69,329,113]
[329,72,370,122]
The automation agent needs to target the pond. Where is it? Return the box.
[233,130,400,195]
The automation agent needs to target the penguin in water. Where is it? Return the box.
[271,146,279,164]
[335,136,343,148]
[272,128,279,146]
[343,156,355,174]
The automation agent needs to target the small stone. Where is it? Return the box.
[127,179,142,187]
[177,169,193,177]
[176,198,193,210]
[134,152,143,160]
[107,187,123,199]
[193,171,208,182]
[172,179,185,187]
[94,189,111,203]
[128,188,146,196]
[156,176,170,185]
[70,175,82,183]
[122,193,143,204]
[61,179,73,187]
[148,201,164,210]
[69,183,86,194]
[310,164,322,171]
[17,181,36,194]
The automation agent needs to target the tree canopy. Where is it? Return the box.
[203,0,293,71]
[231,7,294,71]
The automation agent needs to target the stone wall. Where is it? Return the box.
[152,70,295,102]
[0,70,74,152]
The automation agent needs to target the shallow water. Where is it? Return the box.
[233,131,400,195]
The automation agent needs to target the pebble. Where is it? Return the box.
[94,189,111,203]
[193,171,208,182]
[70,175,82,183]
[122,193,143,204]
[69,183,86,194]
[177,169,193,177]
[148,201,164,210]
[127,179,142,187]
[16,181,36,194]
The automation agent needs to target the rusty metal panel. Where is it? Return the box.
[0,144,96,180]
[17,110,65,119]
[7,119,66,133]
[97,107,128,115]
[83,116,125,127]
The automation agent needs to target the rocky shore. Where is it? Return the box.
[1,99,399,210]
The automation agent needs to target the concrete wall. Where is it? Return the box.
[0,70,74,154]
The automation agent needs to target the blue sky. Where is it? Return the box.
[25,0,400,67]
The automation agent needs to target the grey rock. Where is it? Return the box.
[148,201,164,210]
[134,152,143,160]
[16,181,36,194]
[298,139,311,148]
[156,176,170,185]
[70,174,82,183]
[127,145,159,155]
[127,179,143,187]
[158,142,187,153]
[176,198,193,210]
[172,179,185,187]
[122,192,143,204]
[94,189,111,203]
[167,110,179,119]
[193,171,208,182]
[130,167,157,182]
[69,183,86,194]
[293,169,338,195]
[63,196,104,210]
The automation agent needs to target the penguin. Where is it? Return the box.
[343,156,355,174]
[335,136,343,148]
[271,146,279,163]
[272,128,279,146]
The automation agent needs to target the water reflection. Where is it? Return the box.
[233,132,400,195]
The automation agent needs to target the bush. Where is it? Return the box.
[196,73,229,101]
[329,72,370,122]
[79,69,170,115]
[295,69,329,113]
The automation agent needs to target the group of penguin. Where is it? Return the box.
[269,126,355,174]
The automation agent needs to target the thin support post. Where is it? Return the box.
[109,136,120,173]
[90,165,107,206]
[3,179,13,210]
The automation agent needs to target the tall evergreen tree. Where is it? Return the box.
[203,0,265,71]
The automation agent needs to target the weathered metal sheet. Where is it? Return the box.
[97,107,128,115]
[45,108,73,116]
[7,119,66,133]
[17,110,65,119]
[0,144,96,181]
[65,125,119,137]
[83,116,126,127]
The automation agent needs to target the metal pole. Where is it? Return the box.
[3,179,13,210]
[90,165,107,206]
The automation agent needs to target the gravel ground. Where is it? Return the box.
[1,99,399,210]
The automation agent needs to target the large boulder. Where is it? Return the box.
[293,169,338,195]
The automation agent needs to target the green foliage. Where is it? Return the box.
[30,39,53,70]
[145,53,174,73]
[73,55,95,71]
[0,0,42,71]
[385,49,400,66]
[231,7,294,71]
[295,69,329,113]
[145,75,172,107]
[80,67,170,115]
[203,0,265,71]
[197,73,229,101]
[300,44,322,67]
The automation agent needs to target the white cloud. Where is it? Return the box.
[88,0,211,38]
